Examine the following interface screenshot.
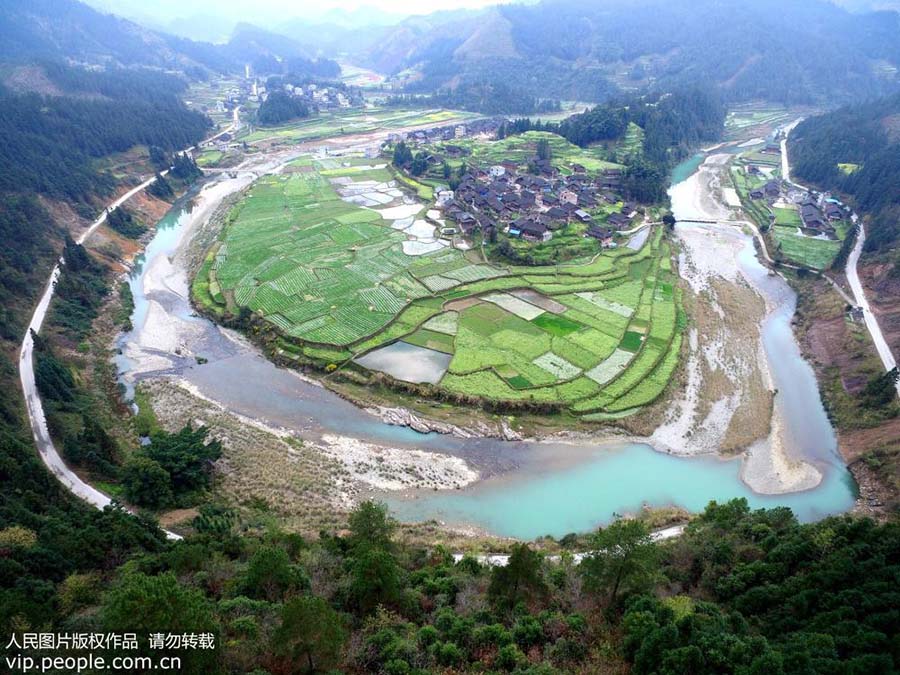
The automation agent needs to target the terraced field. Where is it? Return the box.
[449,131,623,174]
[195,159,682,416]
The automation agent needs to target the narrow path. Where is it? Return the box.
[17,110,241,541]
[451,524,686,567]
[780,118,899,397]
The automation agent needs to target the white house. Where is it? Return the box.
[436,189,455,207]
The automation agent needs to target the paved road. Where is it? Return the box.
[781,118,899,398]
[18,109,241,541]
[846,220,900,396]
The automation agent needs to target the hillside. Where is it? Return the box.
[366,0,900,105]
[789,92,900,256]
[0,0,336,79]
[789,93,900,374]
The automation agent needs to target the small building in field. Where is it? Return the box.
[586,225,615,246]
[519,220,552,242]
[824,203,843,220]
[607,212,630,229]
[574,209,593,223]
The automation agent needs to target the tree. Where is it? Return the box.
[121,456,172,509]
[257,91,311,125]
[348,547,402,614]
[392,142,413,168]
[242,545,309,601]
[106,206,145,239]
[662,213,677,229]
[582,518,660,609]
[148,172,174,200]
[170,153,202,183]
[272,596,347,674]
[144,425,222,493]
[488,543,546,610]
[410,152,428,176]
[148,145,169,170]
[442,161,451,180]
[536,138,552,162]
[861,367,899,409]
[102,572,219,672]
[347,501,396,552]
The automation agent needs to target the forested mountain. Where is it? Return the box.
[0,64,211,203]
[368,0,900,106]
[0,0,337,80]
[789,92,900,255]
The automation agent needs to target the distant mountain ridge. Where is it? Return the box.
[361,0,900,105]
[0,0,327,77]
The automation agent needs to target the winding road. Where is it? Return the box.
[780,119,899,398]
[17,108,240,541]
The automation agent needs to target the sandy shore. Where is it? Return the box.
[163,378,479,509]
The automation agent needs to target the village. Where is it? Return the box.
[385,130,648,258]
[728,138,853,271]
[442,162,642,248]
[744,144,848,239]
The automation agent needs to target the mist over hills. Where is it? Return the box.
[355,0,900,105]
[0,0,331,77]
[8,0,898,110]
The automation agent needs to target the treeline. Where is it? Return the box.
[0,63,211,203]
[504,89,725,202]
[4,497,894,673]
[256,91,312,126]
[389,82,561,115]
[252,54,341,80]
[0,195,60,340]
[50,236,108,342]
[789,92,900,256]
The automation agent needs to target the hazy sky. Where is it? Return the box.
[90,0,510,23]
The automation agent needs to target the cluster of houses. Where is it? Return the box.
[748,171,847,238]
[749,177,782,201]
[386,118,505,146]
[439,162,641,246]
[798,196,845,237]
[245,78,363,110]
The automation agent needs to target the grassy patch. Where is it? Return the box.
[531,313,583,336]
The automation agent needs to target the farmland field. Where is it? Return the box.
[240,107,478,144]
[772,228,841,270]
[195,157,682,416]
[729,149,847,270]
[447,131,624,174]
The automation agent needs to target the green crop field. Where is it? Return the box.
[446,131,623,174]
[730,151,846,270]
[772,227,841,270]
[241,107,477,144]
[196,154,682,416]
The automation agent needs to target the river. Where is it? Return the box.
[116,152,856,540]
